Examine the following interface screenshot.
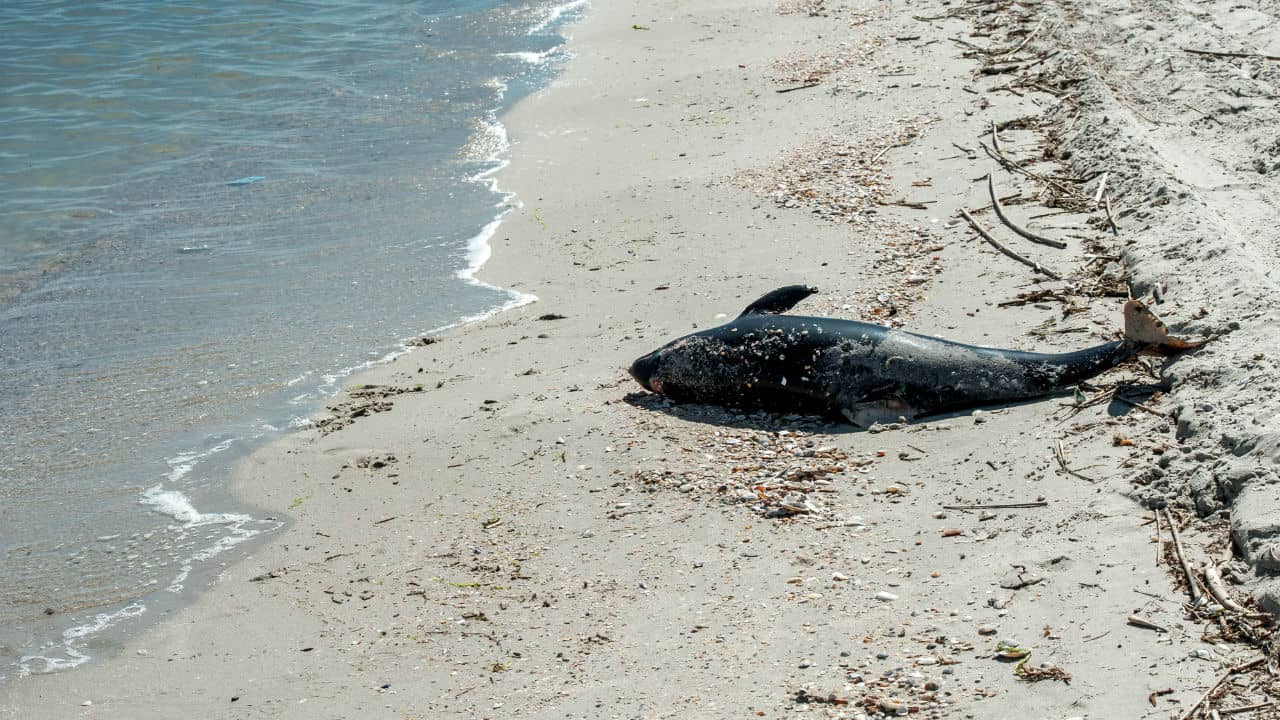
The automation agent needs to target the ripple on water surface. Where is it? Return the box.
[0,0,584,677]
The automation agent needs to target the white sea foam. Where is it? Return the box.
[164,438,235,482]
[17,603,146,677]
[141,486,252,527]
[528,0,589,35]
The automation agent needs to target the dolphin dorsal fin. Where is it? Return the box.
[738,285,819,318]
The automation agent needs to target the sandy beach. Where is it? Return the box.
[7,0,1280,718]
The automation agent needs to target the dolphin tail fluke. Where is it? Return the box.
[738,285,819,317]
[1123,299,1209,355]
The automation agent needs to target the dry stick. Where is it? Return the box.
[1163,507,1203,605]
[1155,510,1163,566]
[1110,393,1171,418]
[959,208,1064,280]
[1202,562,1247,614]
[1178,657,1268,720]
[990,119,1002,155]
[1001,17,1045,59]
[1127,615,1168,632]
[1220,701,1280,716]
[1183,47,1280,62]
[988,174,1068,249]
[1104,195,1119,236]
[942,502,1048,510]
[1021,49,1062,71]
[777,82,821,94]
[980,141,1081,200]
[1092,171,1110,207]
[981,62,1023,75]
[1055,439,1098,483]
[872,142,906,162]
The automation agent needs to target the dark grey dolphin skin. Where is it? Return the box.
[629,285,1197,425]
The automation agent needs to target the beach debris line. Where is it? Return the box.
[623,400,871,522]
[731,115,944,325]
[314,384,426,435]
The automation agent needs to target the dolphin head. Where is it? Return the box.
[628,347,664,393]
[629,334,734,401]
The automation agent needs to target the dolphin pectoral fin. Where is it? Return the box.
[841,400,918,428]
[1122,299,1210,355]
[737,285,819,318]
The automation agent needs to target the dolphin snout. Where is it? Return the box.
[629,351,660,392]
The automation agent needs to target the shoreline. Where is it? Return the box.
[2,0,591,680]
[3,3,579,678]
[7,0,1278,718]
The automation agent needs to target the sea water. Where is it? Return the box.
[0,0,585,677]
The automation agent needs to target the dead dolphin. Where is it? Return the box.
[629,285,1202,425]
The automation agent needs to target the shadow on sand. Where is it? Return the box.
[623,380,1169,433]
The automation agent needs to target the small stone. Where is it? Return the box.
[832,571,849,581]
[878,698,905,713]
[976,624,998,635]
[875,591,898,601]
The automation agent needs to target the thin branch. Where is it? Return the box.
[1092,171,1109,207]
[1163,507,1202,605]
[942,502,1047,510]
[1183,47,1280,61]
[1001,18,1045,59]
[1055,439,1097,482]
[959,208,1063,280]
[988,174,1068,249]
[1178,657,1267,720]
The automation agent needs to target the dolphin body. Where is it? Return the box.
[629,285,1198,425]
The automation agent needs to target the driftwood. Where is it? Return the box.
[987,174,1067,249]
[1178,657,1268,720]
[1163,507,1202,604]
[1183,48,1280,62]
[1202,562,1247,614]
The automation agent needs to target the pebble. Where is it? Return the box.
[976,624,998,635]
[878,698,905,713]
[832,571,849,581]
[875,591,899,601]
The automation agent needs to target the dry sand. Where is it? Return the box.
[7,0,1280,718]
